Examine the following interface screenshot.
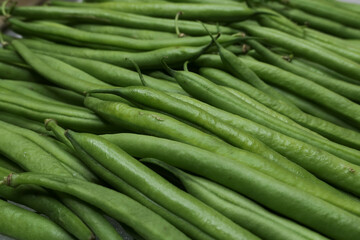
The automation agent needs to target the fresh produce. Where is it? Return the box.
[1,0,360,239]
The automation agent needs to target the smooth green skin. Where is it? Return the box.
[52,1,253,22]
[0,61,38,82]
[232,22,360,79]
[0,120,98,182]
[0,80,84,106]
[65,130,258,240]
[272,86,357,131]
[10,6,236,36]
[199,68,322,136]
[11,40,109,94]
[144,158,328,240]
[213,36,295,106]
[277,0,360,28]
[3,173,190,240]
[0,198,74,240]
[0,88,109,132]
[303,28,360,55]
[0,156,23,173]
[238,56,360,131]
[93,86,314,179]
[308,37,360,64]
[290,57,360,85]
[35,52,186,95]
[166,70,360,196]
[0,81,86,112]
[148,71,177,82]
[266,1,360,39]
[0,167,94,240]
[101,133,360,240]
[19,38,210,69]
[0,111,51,135]
[196,56,360,152]
[43,124,213,240]
[0,128,123,240]
[168,93,360,215]
[248,40,360,102]
[87,96,360,215]
[10,19,239,51]
[74,24,178,40]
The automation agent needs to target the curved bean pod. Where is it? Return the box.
[10,6,236,35]
[0,198,74,240]
[65,130,259,240]
[144,158,328,240]
[99,133,360,240]
[0,61,39,82]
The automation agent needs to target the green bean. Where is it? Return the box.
[266,1,360,38]
[0,166,94,240]
[0,120,98,182]
[158,68,360,195]
[3,172,191,240]
[144,158,328,240]
[46,121,214,240]
[147,71,177,82]
[290,57,360,85]
[196,56,360,150]
[0,80,84,106]
[0,127,123,240]
[247,40,360,102]
[0,88,110,132]
[0,198,75,240]
[100,133,360,240]
[18,38,212,69]
[232,22,360,79]
[238,55,360,128]
[207,29,296,107]
[0,61,40,82]
[74,24,178,39]
[0,156,23,173]
[34,52,186,94]
[90,86,314,179]
[65,129,259,240]
[86,95,360,212]
[10,6,236,36]
[272,86,357,131]
[51,0,256,22]
[0,111,51,135]
[277,0,360,28]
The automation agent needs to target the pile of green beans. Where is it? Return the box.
[1,0,360,239]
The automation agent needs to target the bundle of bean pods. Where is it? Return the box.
[0,0,360,239]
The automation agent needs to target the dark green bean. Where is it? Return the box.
[0,166,94,240]
[0,198,75,240]
[18,38,212,69]
[0,127,123,240]
[266,1,360,38]
[196,57,360,150]
[144,158,328,240]
[232,22,360,79]
[0,61,39,82]
[10,19,239,51]
[147,71,177,82]
[3,172,191,240]
[271,86,357,131]
[51,0,256,22]
[10,6,236,36]
[74,24,178,39]
[100,133,360,240]
[89,86,314,179]
[247,40,360,102]
[48,120,215,240]
[0,156,23,173]
[65,129,259,240]
[277,0,360,28]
